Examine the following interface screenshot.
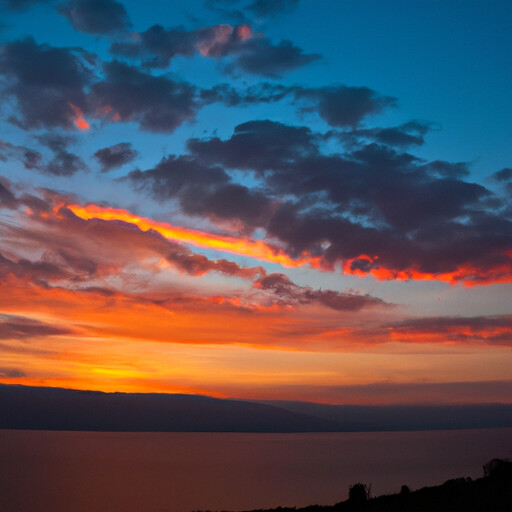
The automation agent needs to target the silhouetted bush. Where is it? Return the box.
[348,483,369,504]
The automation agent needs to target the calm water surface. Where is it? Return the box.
[0,428,511,512]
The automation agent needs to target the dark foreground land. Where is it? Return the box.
[201,460,512,512]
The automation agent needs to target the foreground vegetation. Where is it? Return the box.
[198,459,512,512]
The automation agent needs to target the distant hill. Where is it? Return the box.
[0,384,339,432]
[257,400,512,431]
[1,384,512,432]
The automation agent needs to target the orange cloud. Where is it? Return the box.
[196,24,253,57]
[0,274,332,356]
[237,24,253,41]
[388,315,512,345]
[66,203,322,269]
[197,24,234,56]
[68,102,90,131]
[2,271,511,400]
[99,105,121,122]
[343,253,512,286]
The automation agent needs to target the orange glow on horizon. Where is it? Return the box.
[1,272,511,400]
[0,375,218,397]
[66,203,322,269]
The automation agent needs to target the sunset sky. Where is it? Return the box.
[0,0,511,405]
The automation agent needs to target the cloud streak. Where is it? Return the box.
[254,272,388,311]
[0,314,72,339]
[66,202,321,268]
[388,315,512,346]
[59,0,131,35]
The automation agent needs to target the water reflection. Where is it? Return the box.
[0,429,510,512]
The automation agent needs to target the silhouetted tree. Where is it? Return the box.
[484,458,512,480]
[348,482,370,505]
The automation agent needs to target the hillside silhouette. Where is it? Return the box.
[1,384,512,432]
[206,459,512,512]
[0,384,338,432]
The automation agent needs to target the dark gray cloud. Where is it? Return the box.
[187,121,485,230]
[0,314,72,339]
[294,85,396,127]
[388,314,512,346]
[199,82,289,106]
[93,142,138,172]
[0,368,26,378]
[59,0,131,34]
[247,0,300,17]
[110,24,198,68]
[44,150,87,176]
[128,154,272,226]
[265,203,386,262]
[110,23,255,69]
[0,136,85,176]
[255,272,388,311]
[36,134,87,176]
[422,159,470,179]
[0,37,92,130]
[203,0,300,21]
[0,0,50,11]
[111,22,319,77]
[182,120,512,284]
[0,251,70,284]
[90,60,198,132]
[492,167,512,182]
[225,37,320,77]
[332,120,439,149]
[202,0,247,23]
[187,119,319,172]
[1,31,507,286]
[0,139,43,170]
[266,195,512,284]
[1,39,295,135]
[21,148,43,169]
[202,83,394,126]
[180,182,272,225]
[165,246,263,279]
[0,39,393,132]
[0,178,18,209]
[18,192,53,214]
[129,155,229,199]
[0,178,55,213]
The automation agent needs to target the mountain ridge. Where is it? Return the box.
[1,384,512,432]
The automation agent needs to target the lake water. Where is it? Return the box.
[0,428,510,512]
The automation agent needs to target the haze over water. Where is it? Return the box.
[1,428,510,512]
